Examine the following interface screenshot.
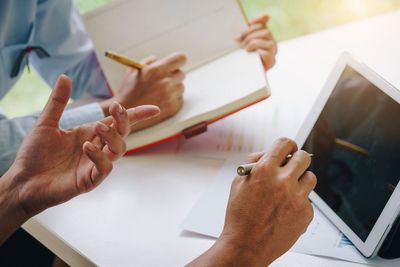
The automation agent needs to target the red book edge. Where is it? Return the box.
[125,96,269,155]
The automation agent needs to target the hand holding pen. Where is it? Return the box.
[238,153,313,176]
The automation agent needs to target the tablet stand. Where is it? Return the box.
[378,215,400,259]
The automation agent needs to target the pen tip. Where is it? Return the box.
[105,51,109,56]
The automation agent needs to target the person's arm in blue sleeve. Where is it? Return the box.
[30,0,112,100]
[0,103,104,176]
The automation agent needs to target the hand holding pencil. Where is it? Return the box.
[102,50,187,132]
[105,51,147,69]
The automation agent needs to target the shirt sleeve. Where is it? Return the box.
[0,103,104,176]
[30,0,112,100]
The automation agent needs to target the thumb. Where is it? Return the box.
[36,74,72,127]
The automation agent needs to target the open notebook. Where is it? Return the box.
[83,0,270,153]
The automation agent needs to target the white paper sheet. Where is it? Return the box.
[177,94,302,158]
[181,156,400,266]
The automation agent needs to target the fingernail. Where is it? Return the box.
[113,101,124,114]
[85,142,97,152]
[98,123,109,132]
[118,103,124,114]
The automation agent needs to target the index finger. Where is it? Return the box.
[249,14,270,25]
[245,152,264,164]
[259,137,298,167]
[157,52,187,73]
[101,105,160,127]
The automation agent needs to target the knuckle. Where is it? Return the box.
[249,38,258,46]
[285,169,297,180]
[110,127,120,139]
[250,24,259,31]
[295,151,311,166]
[164,102,180,116]
[277,137,297,151]
[252,162,271,177]
[147,64,158,74]
[261,29,269,38]
[275,179,290,196]
[307,171,317,188]
[246,152,263,163]
[159,78,172,90]
[155,66,167,78]
[171,83,184,95]
[297,150,309,158]
[278,137,294,146]
[121,141,127,154]
[290,196,306,211]
[146,65,162,79]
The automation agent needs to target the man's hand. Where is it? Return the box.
[236,15,277,70]
[188,138,316,267]
[5,75,160,219]
[102,52,187,131]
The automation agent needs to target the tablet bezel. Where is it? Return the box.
[295,52,400,258]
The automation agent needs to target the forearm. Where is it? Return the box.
[0,168,29,245]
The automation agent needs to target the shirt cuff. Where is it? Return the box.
[59,103,105,129]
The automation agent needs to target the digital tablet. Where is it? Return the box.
[296,52,400,258]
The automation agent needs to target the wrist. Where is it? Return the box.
[0,167,31,244]
[214,234,268,267]
[218,225,279,266]
[188,233,272,267]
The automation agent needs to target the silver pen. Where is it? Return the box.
[237,154,313,176]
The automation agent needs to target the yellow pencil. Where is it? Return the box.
[105,51,147,69]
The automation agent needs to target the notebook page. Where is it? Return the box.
[125,49,268,150]
[83,0,248,91]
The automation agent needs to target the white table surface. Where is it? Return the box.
[23,10,400,267]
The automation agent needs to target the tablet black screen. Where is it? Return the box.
[302,66,400,241]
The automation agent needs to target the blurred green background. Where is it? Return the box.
[1,0,400,118]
